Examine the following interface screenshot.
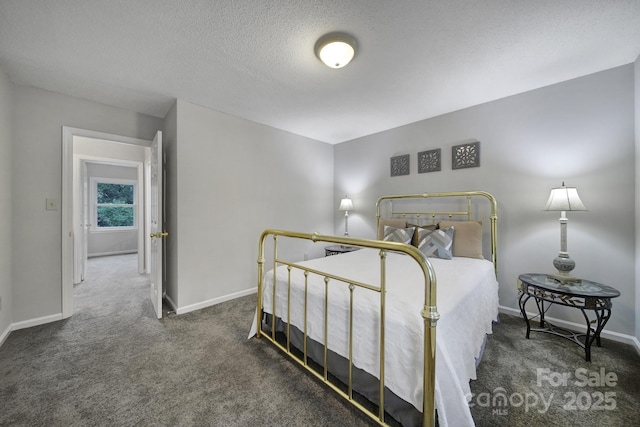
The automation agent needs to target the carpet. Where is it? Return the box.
[0,254,638,426]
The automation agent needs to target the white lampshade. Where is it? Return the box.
[339,197,353,211]
[315,33,357,69]
[544,183,587,212]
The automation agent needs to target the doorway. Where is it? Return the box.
[62,127,164,319]
[74,154,146,282]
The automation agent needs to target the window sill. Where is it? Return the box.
[90,227,138,233]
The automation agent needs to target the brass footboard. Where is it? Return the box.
[256,231,438,427]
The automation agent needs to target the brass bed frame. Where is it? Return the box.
[255,191,498,426]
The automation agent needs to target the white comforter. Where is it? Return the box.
[250,248,498,427]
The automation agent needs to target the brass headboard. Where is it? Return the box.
[376,191,498,273]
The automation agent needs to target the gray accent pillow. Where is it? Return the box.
[408,223,436,246]
[378,218,408,240]
[383,225,414,244]
[415,226,454,259]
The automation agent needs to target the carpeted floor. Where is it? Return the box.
[469,314,640,426]
[0,254,638,426]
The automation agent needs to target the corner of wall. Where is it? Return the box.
[0,66,13,343]
[162,100,178,306]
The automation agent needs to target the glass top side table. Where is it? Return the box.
[518,273,620,362]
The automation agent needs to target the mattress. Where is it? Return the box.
[250,247,499,427]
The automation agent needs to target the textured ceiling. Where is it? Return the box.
[1,0,639,144]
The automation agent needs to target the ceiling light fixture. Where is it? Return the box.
[315,32,357,69]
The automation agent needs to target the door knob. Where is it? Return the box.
[150,231,169,238]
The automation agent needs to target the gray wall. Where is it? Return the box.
[334,65,636,337]
[86,163,138,256]
[11,85,163,323]
[167,100,333,311]
[4,63,638,344]
[0,67,12,339]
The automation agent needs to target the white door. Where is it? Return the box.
[81,160,89,281]
[149,131,165,319]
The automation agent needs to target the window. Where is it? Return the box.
[91,178,137,230]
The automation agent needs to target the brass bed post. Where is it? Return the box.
[304,271,309,365]
[271,235,278,341]
[323,276,330,381]
[421,261,438,427]
[256,232,266,339]
[348,283,355,399]
[287,266,292,352]
[490,205,498,276]
[376,203,382,238]
[378,249,387,423]
[472,191,498,274]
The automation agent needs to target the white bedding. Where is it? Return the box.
[250,248,499,427]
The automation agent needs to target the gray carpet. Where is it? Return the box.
[469,314,640,426]
[0,254,638,426]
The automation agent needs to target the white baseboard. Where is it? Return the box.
[3,289,259,339]
[11,313,63,331]
[0,323,11,347]
[174,288,258,315]
[499,305,640,353]
[164,293,178,313]
[0,313,64,348]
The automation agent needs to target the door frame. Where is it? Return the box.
[62,127,153,318]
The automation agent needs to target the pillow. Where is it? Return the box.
[408,223,436,247]
[382,225,414,244]
[437,220,483,259]
[377,218,408,240]
[415,226,454,259]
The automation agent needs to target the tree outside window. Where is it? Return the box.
[93,179,137,229]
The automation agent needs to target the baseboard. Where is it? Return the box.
[5,289,259,332]
[174,287,258,315]
[0,323,11,348]
[498,305,639,350]
[164,293,178,313]
[11,313,63,331]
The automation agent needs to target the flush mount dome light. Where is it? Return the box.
[315,32,357,69]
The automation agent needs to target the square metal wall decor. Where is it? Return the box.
[418,148,441,173]
[390,154,410,177]
[452,141,480,170]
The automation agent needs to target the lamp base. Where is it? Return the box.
[551,255,581,284]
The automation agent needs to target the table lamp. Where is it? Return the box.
[544,182,587,283]
[339,196,353,236]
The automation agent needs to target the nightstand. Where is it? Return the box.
[518,273,620,361]
[324,245,360,257]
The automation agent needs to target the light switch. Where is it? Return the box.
[46,198,59,211]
